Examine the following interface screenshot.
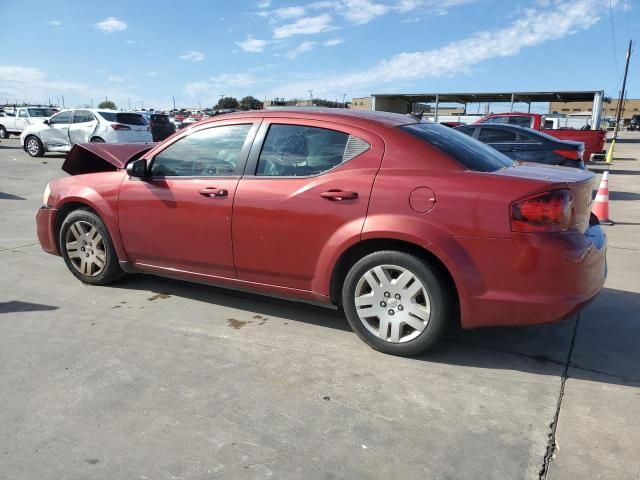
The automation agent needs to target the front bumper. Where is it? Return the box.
[439,223,607,329]
[36,206,60,256]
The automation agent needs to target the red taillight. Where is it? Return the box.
[511,189,572,233]
[110,123,131,130]
[553,149,581,160]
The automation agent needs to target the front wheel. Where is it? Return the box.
[25,135,45,157]
[59,210,123,285]
[342,251,453,356]
[0,126,8,139]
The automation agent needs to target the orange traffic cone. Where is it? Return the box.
[592,171,614,225]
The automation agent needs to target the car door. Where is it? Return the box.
[40,110,72,149]
[232,120,383,292]
[16,109,30,131]
[69,110,98,144]
[118,120,259,278]
[477,127,521,159]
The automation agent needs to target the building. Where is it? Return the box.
[549,99,640,126]
[350,97,373,110]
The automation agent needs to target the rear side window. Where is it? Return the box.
[72,110,95,124]
[256,124,370,177]
[478,128,518,143]
[402,123,513,172]
[507,116,533,128]
[98,112,147,125]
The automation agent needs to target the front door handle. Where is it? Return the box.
[321,189,358,201]
[199,187,228,197]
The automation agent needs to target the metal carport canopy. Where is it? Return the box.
[370,91,603,104]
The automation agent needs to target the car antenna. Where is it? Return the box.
[407,111,424,121]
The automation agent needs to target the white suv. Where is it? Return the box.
[20,109,153,157]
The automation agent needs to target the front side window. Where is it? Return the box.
[478,128,518,143]
[18,109,28,118]
[150,124,252,177]
[49,111,72,125]
[256,124,369,177]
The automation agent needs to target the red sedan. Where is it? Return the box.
[36,109,607,356]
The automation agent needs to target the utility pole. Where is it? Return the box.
[308,90,313,106]
[342,93,346,108]
[61,95,65,108]
[613,39,633,142]
[172,96,176,110]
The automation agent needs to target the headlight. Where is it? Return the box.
[43,183,51,206]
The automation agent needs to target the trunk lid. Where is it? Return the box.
[62,142,155,175]
[495,162,595,233]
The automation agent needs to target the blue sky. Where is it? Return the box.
[0,0,637,110]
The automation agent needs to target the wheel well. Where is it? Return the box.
[329,238,460,311]
[54,202,98,250]
[90,136,105,142]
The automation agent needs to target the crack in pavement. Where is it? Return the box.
[0,243,39,252]
[538,312,581,480]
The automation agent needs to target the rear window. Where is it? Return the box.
[402,123,513,172]
[98,112,147,125]
[150,114,170,124]
[27,108,57,117]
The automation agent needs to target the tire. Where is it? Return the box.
[342,251,453,356]
[25,135,45,157]
[0,126,8,139]
[90,137,105,143]
[59,209,124,285]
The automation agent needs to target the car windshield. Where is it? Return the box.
[98,112,147,125]
[402,123,513,172]
[27,108,57,117]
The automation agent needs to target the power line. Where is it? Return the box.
[609,0,621,80]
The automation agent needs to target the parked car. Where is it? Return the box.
[148,113,176,141]
[180,117,200,128]
[36,109,606,356]
[455,123,585,168]
[628,115,640,131]
[476,112,606,162]
[20,109,153,157]
[0,106,57,139]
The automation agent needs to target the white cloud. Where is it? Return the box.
[273,14,336,38]
[107,75,124,83]
[267,0,610,97]
[324,38,344,46]
[148,72,158,76]
[271,6,307,18]
[94,16,127,33]
[185,73,257,97]
[126,40,136,44]
[337,0,389,24]
[257,0,271,7]
[180,50,205,62]
[48,20,62,27]
[286,41,317,58]
[210,73,256,87]
[236,36,268,52]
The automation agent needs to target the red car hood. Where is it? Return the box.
[62,142,156,175]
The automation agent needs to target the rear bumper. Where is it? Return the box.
[36,206,60,256]
[438,224,607,329]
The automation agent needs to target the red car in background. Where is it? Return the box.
[476,112,606,163]
[36,109,607,356]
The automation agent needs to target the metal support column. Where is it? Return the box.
[510,94,515,112]
[434,94,439,123]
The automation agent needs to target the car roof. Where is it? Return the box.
[196,108,419,129]
[459,123,534,132]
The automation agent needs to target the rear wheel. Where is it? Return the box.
[25,135,45,157]
[59,210,123,285]
[342,251,453,356]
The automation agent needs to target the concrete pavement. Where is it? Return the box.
[0,135,638,479]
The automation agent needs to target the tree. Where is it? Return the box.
[239,96,262,111]
[312,98,340,108]
[215,97,239,110]
[98,100,116,109]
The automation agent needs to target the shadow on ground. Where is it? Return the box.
[0,300,58,313]
[609,191,640,201]
[0,192,26,200]
[107,275,640,388]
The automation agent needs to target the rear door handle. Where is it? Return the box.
[199,187,228,197]
[321,189,358,201]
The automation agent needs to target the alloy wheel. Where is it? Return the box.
[65,220,107,277]
[27,138,40,156]
[354,264,431,343]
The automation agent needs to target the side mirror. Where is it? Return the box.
[126,159,149,178]
[43,119,50,125]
